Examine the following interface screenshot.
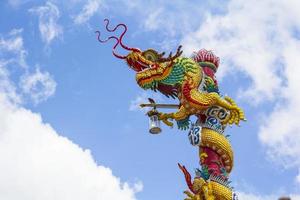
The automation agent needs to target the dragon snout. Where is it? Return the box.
[127,58,151,72]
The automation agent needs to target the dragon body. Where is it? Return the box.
[96,19,244,200]
[133,53,244,129]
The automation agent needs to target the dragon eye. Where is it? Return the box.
[142,49,158,62]
[146,54,155,61]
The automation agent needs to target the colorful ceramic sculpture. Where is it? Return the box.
[96,19,245,200]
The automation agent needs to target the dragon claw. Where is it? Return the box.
[158,113,174,127]
[184,190,201,200]
[220,96,246,126]
[162,119,174,127]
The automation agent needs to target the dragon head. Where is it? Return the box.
[126,46,183,89]
[96,19,182,90]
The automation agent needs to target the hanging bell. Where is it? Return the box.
[147,109,162,134]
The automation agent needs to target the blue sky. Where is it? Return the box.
[1,0,300,200]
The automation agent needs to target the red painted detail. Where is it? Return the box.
[198,114,207,123]
[126,57,148,72]
[203,67,218,87]
[192,49,220,69]
[203,67,214,79]
[96,19,140,59]
[201,147,227,179]
[157,83,178,98]
[182,83,209,107]
[178,163,196,194]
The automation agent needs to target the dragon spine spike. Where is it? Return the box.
[209,174,231,188]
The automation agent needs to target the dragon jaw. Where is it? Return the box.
[135,62,172,90]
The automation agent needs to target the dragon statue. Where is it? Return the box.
[96,19,245,200]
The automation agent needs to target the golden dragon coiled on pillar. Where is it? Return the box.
[180,128,237,200]
[96,19,244,200]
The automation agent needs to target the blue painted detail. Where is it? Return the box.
[195,166,210,181]
[188,125,201,146]
[201,116,224,134]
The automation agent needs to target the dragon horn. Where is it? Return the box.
[158,45,183,62]
[104,19,140,52]
[95,30,127,59]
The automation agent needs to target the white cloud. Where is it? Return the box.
[132,1,208,38]
[0,26,142,199]
[181,1,290,103]
[29,2,63,45]
[73,0,102,25]
[0,29,57,105]
[0,29,27,104]
[176,0,300,186]
[0,29,27,68]
[0,30,23,52]
[143,8,164,31]
[0,92,142,200]
[237,191,300,200]
[19,67,57,104]
[8,0,32,8]
[237,192,275,200]
[0,61,21,104]
[259,40,300,168]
